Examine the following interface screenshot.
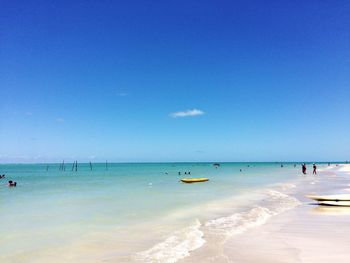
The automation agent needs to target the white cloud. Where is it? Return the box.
[25,112,33,116]
[170,109,205,118]
[56,117,65,123]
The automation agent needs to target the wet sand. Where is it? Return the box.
[224,200,350,262]
[224,165,350,263]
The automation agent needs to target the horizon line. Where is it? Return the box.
[0,161,347,165]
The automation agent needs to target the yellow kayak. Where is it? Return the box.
[181,178,209,183]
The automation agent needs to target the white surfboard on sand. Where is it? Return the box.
[306,194,350,202]
[319,201,350,207]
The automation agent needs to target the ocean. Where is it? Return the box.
[0,162,330,262]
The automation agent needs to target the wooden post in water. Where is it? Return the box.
[89,161,92,171]
[60,160,65,171]
[105,160,108,170]
[71,162,75,171]
[63,160,65,171]
[75,161,78,172]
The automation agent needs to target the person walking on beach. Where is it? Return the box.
[313,163,317,175]
[302,163,307,175]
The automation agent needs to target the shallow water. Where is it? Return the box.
[0,162,331,262]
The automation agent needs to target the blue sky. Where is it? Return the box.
[1,0,349,163]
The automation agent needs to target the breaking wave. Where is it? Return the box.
[205,190,300,237]
[135,220,205,263]
[135,189,300,262]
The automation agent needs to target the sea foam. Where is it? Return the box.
[205,190,300,237]
[135,220,205,263]
[135,190,300,262]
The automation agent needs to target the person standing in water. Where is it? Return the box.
[8,180,17,187]
[313,163,317,175]
[302,163,307,175]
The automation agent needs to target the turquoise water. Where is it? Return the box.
[0,162,322,262]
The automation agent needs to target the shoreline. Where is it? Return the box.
[181,164,350,263]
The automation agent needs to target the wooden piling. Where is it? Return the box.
[89,161,92,171]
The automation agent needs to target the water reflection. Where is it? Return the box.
[311,204,350,215]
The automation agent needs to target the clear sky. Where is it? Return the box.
[1,0,349,163]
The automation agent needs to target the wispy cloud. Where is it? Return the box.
[56,117,65,123]
[170,109,205,118]
[25,112,33,116]
[116,92,128,97]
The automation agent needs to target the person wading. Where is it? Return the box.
[302,163,307,175]
[313,163,317,175]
